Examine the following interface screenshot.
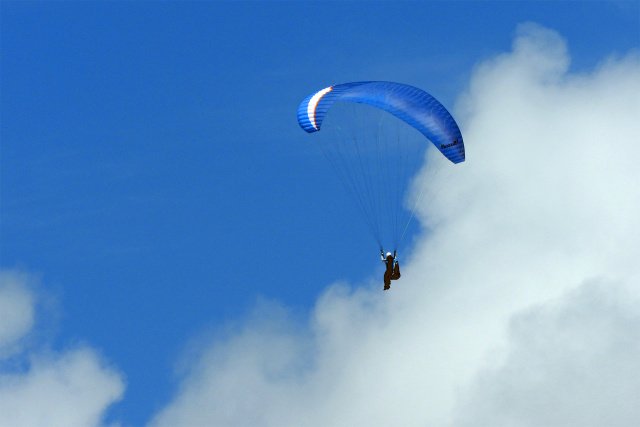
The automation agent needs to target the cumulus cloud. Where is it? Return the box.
[150,23,640,426]
[454,280,640,427]
[0,270,35,359]
[0,270,125,427]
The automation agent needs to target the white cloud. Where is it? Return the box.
[454,280,640,427]
[0,270,125,427]
[0,270,35,359]
[150,23,640,426]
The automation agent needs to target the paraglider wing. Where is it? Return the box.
[297,81,465,163]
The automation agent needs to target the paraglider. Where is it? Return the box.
[297,81,465,290]
[381,250,401,291]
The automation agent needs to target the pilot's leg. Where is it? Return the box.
[384,272,391,290]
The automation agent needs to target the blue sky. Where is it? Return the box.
[1,2,639,426]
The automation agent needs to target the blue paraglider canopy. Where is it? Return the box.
[298,81,465,164]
